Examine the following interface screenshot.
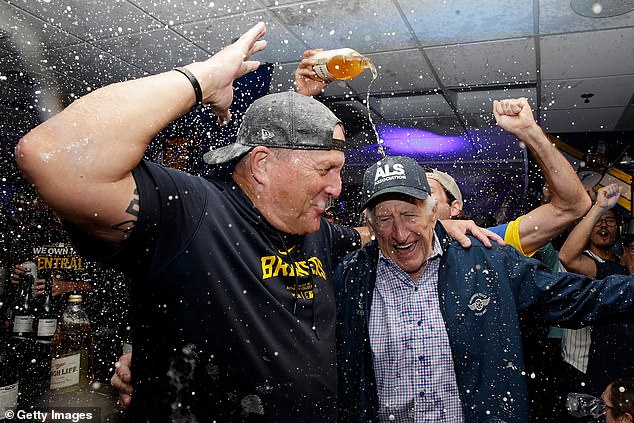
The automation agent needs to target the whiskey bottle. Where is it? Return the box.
[311,48,377,82]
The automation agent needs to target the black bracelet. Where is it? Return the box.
[174,67,203,106]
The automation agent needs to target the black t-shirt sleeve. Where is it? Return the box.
[323,220,361,264]
[123,160,208,280]
[66,160,206,281]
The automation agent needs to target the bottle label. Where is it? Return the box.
[50,352,82,390]
[12,315,34,333]
[313,59,335,82]
[0,382,19,415]
[37,318,58,337]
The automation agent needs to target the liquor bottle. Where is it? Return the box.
[11,273,34,340]
[0,335,19,418]
[311,48,377,82]
[50,294,93,394]
[35,273,57,344]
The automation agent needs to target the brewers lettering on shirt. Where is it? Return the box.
[261,249,326,300]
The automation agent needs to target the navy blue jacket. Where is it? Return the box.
[335,223,634,422]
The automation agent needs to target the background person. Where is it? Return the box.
[426,98,590,257]
[602,379,634,423]
[558,183,634,403]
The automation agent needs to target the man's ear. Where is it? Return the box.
[621,412,633,423]
[248,146,272,185]
[449,199,463,217]
[362,211,377,238]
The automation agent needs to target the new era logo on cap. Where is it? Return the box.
[360,155,431,211]
[260,129,275,141]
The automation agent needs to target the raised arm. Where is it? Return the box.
[15,23,267,245]
[559,184,621,277]
[493,98,591,254]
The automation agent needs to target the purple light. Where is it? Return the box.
[376,124,471,155]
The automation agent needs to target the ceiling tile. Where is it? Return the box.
[9,0,163,41]
[26,42,144,90]
[95,28,209,74]
[457,87,536,114]
[375,94,453,118]
[347,49,438,95]
[540,27,634,79]
[397,0,534,45]
[0,3,81,52]
[540,107,624,132]
[176,11,308,63]
[539,0,634,34]
[130,0,261,25]
[425,38,536,88]
[270,0,417,53]
[541,75,634,109]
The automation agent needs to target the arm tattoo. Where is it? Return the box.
[112,187,140,234]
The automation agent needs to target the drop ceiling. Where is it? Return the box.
[1,0,633,214]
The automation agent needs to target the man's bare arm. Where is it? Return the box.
[493,98,591,254]
[15,23,268,245]
[559,184,621,277]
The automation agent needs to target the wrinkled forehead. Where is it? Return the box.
[370,194,427,213]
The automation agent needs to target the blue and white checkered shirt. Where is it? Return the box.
[369,234,464,422]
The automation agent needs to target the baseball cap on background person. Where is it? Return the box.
[203,91,345,164]
[424,168,463,204]
[360,155,431,211]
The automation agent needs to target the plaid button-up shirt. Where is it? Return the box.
[369,234,464,422]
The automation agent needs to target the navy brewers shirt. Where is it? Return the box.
[71,160,360,422]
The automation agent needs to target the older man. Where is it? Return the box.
[335,155,634,422]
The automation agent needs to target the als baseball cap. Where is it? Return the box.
[203,91,344,164]
[360,155,431,211]
[425,168,463,203]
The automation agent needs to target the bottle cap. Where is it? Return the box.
[69,294,83,303]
